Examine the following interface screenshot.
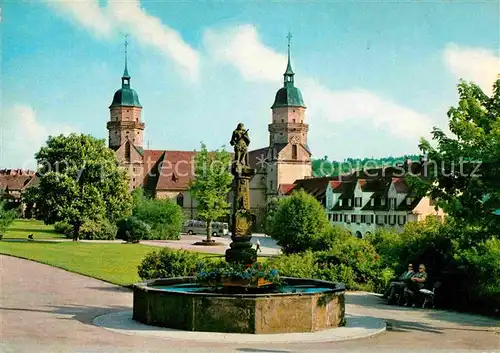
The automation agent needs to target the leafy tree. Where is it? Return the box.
[268,189,329,254]
[0,201,17,238]
[133,197,184,240]
[28,134,132,240]
[262,197,280,235]
[189,143,232,242]
[416,78,500,240]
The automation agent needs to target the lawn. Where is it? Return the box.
[3,219,65,239]
[0,219,222,286]
[0,241,163,285]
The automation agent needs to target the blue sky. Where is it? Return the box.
[1,0,499,169]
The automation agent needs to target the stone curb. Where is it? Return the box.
[93,310,386,344]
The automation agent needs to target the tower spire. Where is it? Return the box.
[123,34,130,79]
[284,31,294,86]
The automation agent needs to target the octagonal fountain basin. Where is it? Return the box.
[133,277,345,334]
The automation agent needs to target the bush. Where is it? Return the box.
[311,225,352,252]
[116,217,151,243]
[268,190,329,254]
[138,248,202,280]
[133,198,184,240]
[79,219,117,240]
[0,201,17,236]
[268,251,318,279]
[54,221,73,237]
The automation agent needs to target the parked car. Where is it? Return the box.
[182,220,229,237]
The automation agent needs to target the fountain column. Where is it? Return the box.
[225,123,257,264]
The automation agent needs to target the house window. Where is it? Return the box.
[390,198,397,209]
[345,214,350,223]
[348,199,352,207]
[176,193,184,207]
[355,197,362,207]
[389,215,396,225]
[361,215,366,223]
[376,215,384,224]
[351,214,356,223]
[381,198,386,206]
[292,145,297,160]
[398,215,406,225]
[369,215,374,224]
[371,199,375,206]
[269,180,273,190]
[339,199,343,206]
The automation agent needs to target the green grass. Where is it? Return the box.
[0,219,266,286]
[3,219,64,239]
[0,241,162,285]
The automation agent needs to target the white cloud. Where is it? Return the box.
[204,25,285,83]
[443,44,499,95]
[46,0,113,38]
[0,105,76,168]
[45,0,200,80]
[204,24,433,145]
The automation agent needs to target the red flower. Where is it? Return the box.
[374,255,380,261]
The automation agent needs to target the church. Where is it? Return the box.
[107,42,312,228]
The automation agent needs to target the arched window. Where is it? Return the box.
[125,141,131,161]
[355,231,363,239]
[176,193,184,207]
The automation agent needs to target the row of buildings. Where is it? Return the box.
[0,41,444,236]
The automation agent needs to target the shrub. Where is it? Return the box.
[311,225,352,252]
[117,217,151,243]
[0,201,17,236]
[133,198,184,240]
[268,251,318,279]
[268,190,329,254]
[54,221,73,237]
[79,219,117,240]
[138,248,202,280]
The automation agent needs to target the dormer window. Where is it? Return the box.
[381,198,386,206]
[339,199,343,206]
[371,199,375,206]
[348,199,352,207]
[407,198,412,205]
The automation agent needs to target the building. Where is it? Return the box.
[0,169,38,214]
[106,39,312,228]
[288,162,445,237]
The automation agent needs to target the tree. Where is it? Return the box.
[29,134,132,240]
[0,201,17,239]
[133,197,184,240]
[268,189,329,254]
[189,143,232,242]
[416,78,500,241]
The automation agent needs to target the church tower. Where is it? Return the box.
[266,34,312,195]
[107,38,145,189]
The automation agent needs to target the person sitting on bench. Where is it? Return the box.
[403,264,428,306]
[384,263,415,304]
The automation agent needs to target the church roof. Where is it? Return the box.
[110,88,142,108]
[271,85,306,109]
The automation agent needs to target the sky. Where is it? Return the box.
[1,0,499,169]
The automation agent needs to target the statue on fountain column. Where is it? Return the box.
[226,123,257,264]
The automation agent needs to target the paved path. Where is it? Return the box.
[1,255,499,353]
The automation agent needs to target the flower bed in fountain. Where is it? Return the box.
[195,262,280,288]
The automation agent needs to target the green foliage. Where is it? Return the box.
[262,197,280,235]
[54,221,73,236]
[28,134,132,240]
[416,79,500,239]
[132,197,184,240]
[189,143,232,242]
[312,154,421,177]
[268,190,329,254]
[116,217,151,243]
[0,201,17,237]
[268,251,318,279]
[311,225,352,252]
[138,248,202,280]
[79,219,117,240]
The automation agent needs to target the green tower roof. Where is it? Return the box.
[109,56,142,108]
[271,33,306,109]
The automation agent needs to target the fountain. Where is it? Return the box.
[132,123,345,334]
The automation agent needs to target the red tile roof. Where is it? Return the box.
[279,184,296,195]
[0,169,36,191]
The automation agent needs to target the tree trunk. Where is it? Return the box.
[206,220,212,242]
[72,222,81,241]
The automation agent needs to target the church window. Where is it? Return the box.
[176,193,184,207]
[292,144,297,160]
[125,141,131,161]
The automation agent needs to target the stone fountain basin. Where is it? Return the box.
[133,277,345,334]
